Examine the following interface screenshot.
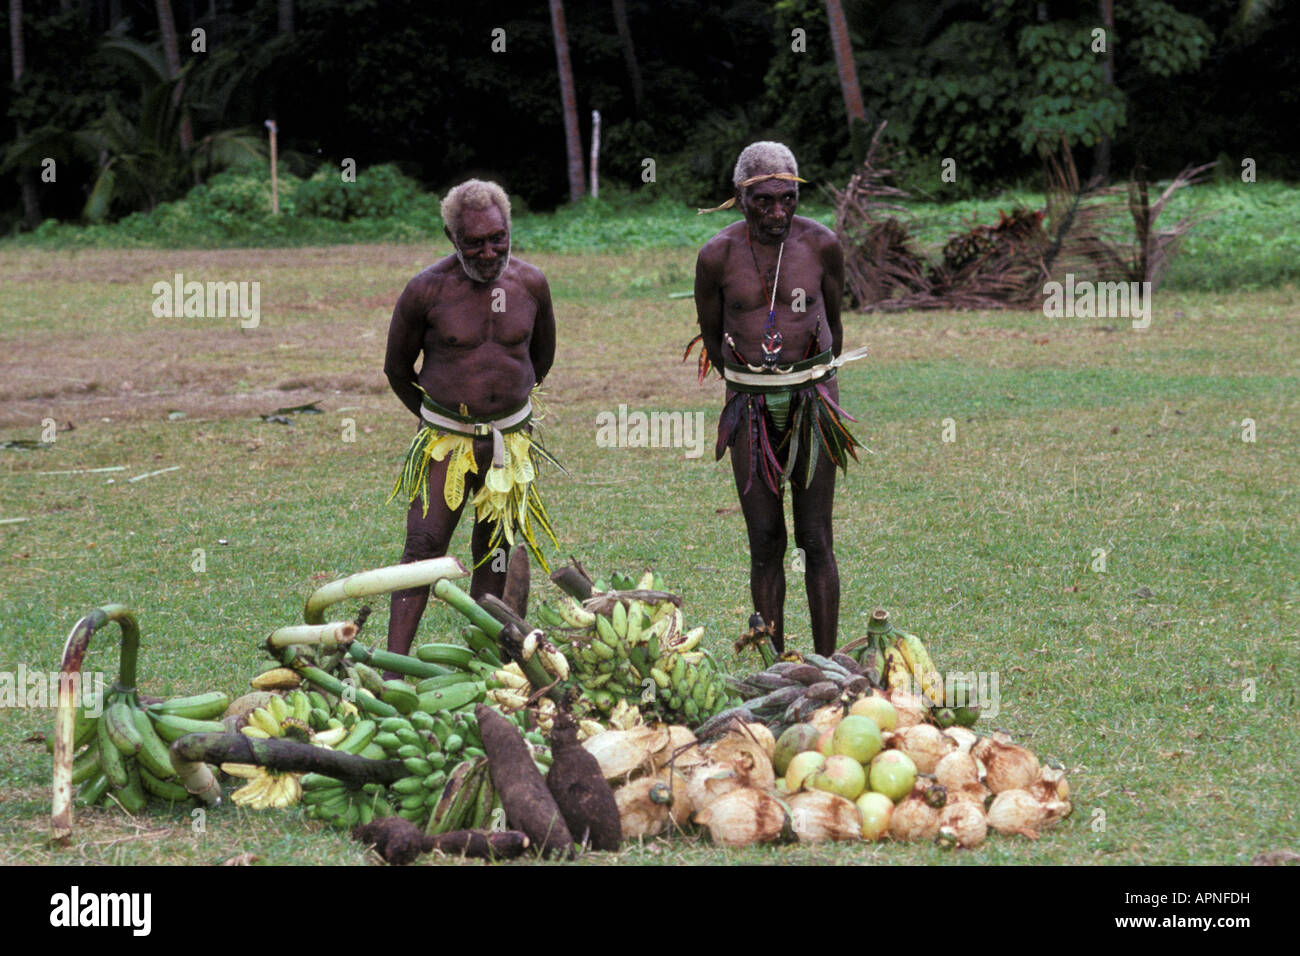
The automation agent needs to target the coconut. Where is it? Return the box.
[583,726,671,782]
[934,750,980,791]
[614,776,672,839]
[889,793,940,841]
[743,722,777,760]
[936,800,987,848]
[703,735,776,791]
[946,781,991,806]
[651,725,702,771]
[645,767,693,827]
[972,737,1040,793]
[694,787,788,847]
[943,726,978,753]
[985,788,1047,838]
[787,790,862,843]
[808,704,844,735]
[685,761,744,813]
[891,724,956,774]
[886,689,929,728]
[1030,765,1071,804]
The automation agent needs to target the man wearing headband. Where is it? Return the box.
[691,142,866,657]
[383,178,560,659]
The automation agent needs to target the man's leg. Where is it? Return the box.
[729,415,790,651]
[468,517,508,599]
[387,452,463,659]
[791,440,840,657]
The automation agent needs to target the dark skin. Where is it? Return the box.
[383,204,556,658]
[694,176,846,656]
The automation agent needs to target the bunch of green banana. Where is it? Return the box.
[70,688,229,811]
[425,757,504,836]
[299,713,405,828]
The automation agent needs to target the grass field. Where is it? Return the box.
[1,241,1296,865]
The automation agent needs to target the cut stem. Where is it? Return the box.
[432,578,504,637]
[347,643,451,679]
[304,557,469,624]
[170,733,406,785]
[268,621,358,652]
[52,604,140,845]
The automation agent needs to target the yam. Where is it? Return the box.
[475,704,574,857]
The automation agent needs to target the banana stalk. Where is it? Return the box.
[281,647,398,718]
[52,604,139,846]
[347,642,454,680]
[431,578,506,638]
[304,557,469,625]
[267,621,358,653]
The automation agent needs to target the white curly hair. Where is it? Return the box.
[440,179,512,240]
[733,141,799,190]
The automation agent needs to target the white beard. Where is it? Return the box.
[455,244,510,284]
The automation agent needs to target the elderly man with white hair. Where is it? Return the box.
[692,142,867,657]
[383,178,559,660]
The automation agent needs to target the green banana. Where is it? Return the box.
[112,766,147,813]
[131,707,177,779]
[337,719,378,755]
[147,691,229,720]
[76,772,111,807]
[140,766,190,801]
[71,744,103,785]
[148,712,226,743]
[416,681,485,713]
[415,643,477,669]
[96,711,128,788]
[104,698,144,756]
[380,680,419,715]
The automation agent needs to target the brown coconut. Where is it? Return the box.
[808,704,845,735]
[685,761,744,813]
[703,734,776,791]
[614,776,672,839]
[985,788,1047,838]
[943,726,978,753]
[583,725,671,782]
[651,725,703,771]
[886,689,929,728]
[936,801,987,848]
[972,737,1040,793]
[694,787,788,847]
[891,724,957,774]
[787,790,862,843]
[934,750,980,791]
[743,722,777,760]
[889,793,941,841]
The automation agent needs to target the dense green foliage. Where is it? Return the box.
[2,0,1297,232]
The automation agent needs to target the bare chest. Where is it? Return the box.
[425,280,535,349]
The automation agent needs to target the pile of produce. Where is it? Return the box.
[48,554,1071,861]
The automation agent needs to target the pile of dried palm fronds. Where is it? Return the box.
[828,124,1214,312]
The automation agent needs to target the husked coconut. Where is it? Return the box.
[891,724,956,774]
[703,734,775,791]
[972,737,1040,793]
[694,787,788,847]
[787,790,862,843]
[934,750,980,790]
[886,690,929,728]
[583,726,671,782]
[986,788,1047,838]
[936,801,987,848]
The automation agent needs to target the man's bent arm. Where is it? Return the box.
[695,245,726,372]
[384,281,428,418]
[529,274,557,385]
[821,235,845,357]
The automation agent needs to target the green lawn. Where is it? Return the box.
[0,243,1295,865]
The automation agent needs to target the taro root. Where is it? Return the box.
[546,712,621,851]
[787,790,862,843]
[476,704,573,857]
[972,737,1040,793]
[694,787,788,848]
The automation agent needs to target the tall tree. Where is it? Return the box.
[154,0,192,151]
[611,0,644,114]
[549,0,585,202]
[9,0,41,226]
[278,0,293,36]
[1091,0,1115,182]
[825,0,866,131]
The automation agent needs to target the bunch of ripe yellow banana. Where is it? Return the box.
[885,630,943,708]
[64,688,229,812]
[226,690,336,809]
[533,569,738,727]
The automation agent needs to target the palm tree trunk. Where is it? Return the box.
[611,0,644,114]
[10,0,42,227]
[825,0,866,130]
[155,0,192,153]
[278,0,292,35]
[1091,0,1115,184]
[549,0,585,203]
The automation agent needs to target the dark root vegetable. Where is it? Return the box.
[354,818,533,865]
[546,711,621,851]
[475,704,574,858]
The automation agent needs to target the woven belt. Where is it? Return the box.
[722,346,869,393]
[419,397,532,468]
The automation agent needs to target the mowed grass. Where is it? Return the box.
[0,243,1296,865]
